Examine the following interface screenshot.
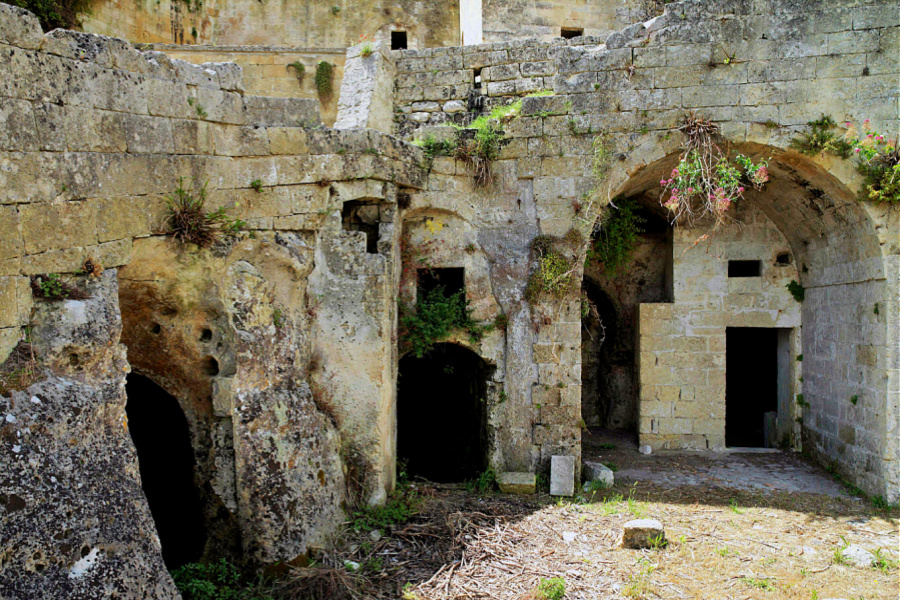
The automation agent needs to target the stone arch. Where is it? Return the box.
[602,142,896,501]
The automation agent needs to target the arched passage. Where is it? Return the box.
[606,143,895,501]
[126,373,207,569]
[397,344,490,482]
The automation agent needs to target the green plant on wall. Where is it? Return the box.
[315,61,335,101]
[286,61,305,84]
[525,236,575,302]
[787,279,805,303]
[793,117,900,206]
[588,197,645,274]
[165,179,239,248]
[399,287,485,358]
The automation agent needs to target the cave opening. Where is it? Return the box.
[397,343,490,482]
[725,328,779,448]
[125,373,207,569]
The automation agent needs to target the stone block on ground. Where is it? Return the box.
[550,455,575,496]
[619,519,665,549]
[582,460,614,489]
[841,544,875,567]
[497,471,536,494]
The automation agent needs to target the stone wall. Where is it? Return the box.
[82,0,459,48]
[140,44,346,125]
[637,203,802,451]
[391,0,899,501]
[482,0,665,43]
[0,4,426,593]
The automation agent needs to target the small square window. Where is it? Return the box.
[391,31,408,50]
[728,260,761,277]
[417,268,464,300]
[473,67,483,89]
[561,27,584,39]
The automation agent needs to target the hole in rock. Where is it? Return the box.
[398,344,490,482]
[151,323,162,334]
[561,27,584,39]
[125,374,206,569]
[725,328,779,448]
[341,201,382,253]
[775,252,791,265]
[199,328,213,342]
[473,67,482,89]
[391,30,407,50]
[203,356,220,376]
[727,260,761,277]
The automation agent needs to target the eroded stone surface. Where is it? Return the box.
[497,472,536,494]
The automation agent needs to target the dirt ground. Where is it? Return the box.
[327,432,898,600]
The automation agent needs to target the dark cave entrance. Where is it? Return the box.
[125,374,207,569]
[725,328,779,448]
[397,344,490,482]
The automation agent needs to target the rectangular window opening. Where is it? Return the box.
[473,67,482,89]
[391,31,408,50]
[417,268,465,301]
[728,260,761,278]
[341,201,381,253]
[561,27,584,39]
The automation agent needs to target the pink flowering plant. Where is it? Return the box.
[845,119,899,205]
[659,114,769,232]
[793,116,899,205]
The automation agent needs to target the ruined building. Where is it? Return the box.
[0,0,898,596]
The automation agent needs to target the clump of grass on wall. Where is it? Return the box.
[165,179,234,248]
[588,197,645,274]
[315,61,335,101]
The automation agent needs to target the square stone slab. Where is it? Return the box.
[550,455,575,496]
[497,471,536,494]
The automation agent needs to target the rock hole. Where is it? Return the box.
[342,201,382,253]
[203,356,220,376]
[150,323,161,334]
[775,252,791,265]
[125,374,206,569]
[561,27,584,39]
[199,328,213,342]
[398,343,490,482]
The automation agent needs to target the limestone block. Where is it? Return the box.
[619,519,665,549]
[497,472,536,494]
[582,461,614,488]
[123,114,175,154]
[173,119,215,154]
[0,206,22,261]
[0,3,43,49]
[0,98,38,152]
[97,197,152,242]
[20,201,98,254]
[244,96,320,128]
[550,455,575,496]
[64,106,127,153]
[267,127,309,156]
[32,103,67,152]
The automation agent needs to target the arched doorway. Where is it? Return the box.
[397,344,490,482]
[126,374,207,569]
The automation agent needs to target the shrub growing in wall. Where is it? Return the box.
[8,0,90,30]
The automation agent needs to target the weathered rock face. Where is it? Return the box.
[0,271,179,599]
[120,232,347,565]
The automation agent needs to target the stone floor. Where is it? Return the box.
[583,428,850,498]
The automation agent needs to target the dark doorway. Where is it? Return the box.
[126,374,206,569]
[417,267,464,299]
[560,27,584,39]
[725,328,778,447]
[398,344,489,482]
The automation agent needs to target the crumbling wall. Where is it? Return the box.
[140,44,347,126]
[482,0,665,43]
[0,4,427,594]
[82,0,459,48]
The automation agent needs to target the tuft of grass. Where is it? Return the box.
[728,498,745,514]
[742,576,775,591]
[250,179,263,192]
[171,558,272,600]
[466,468,497,494]
[30,274,90,301]
[349,490,418,533]
[787,280,805,302]
[165,180,234,248]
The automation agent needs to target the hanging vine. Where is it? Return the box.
[659,113,770,236]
